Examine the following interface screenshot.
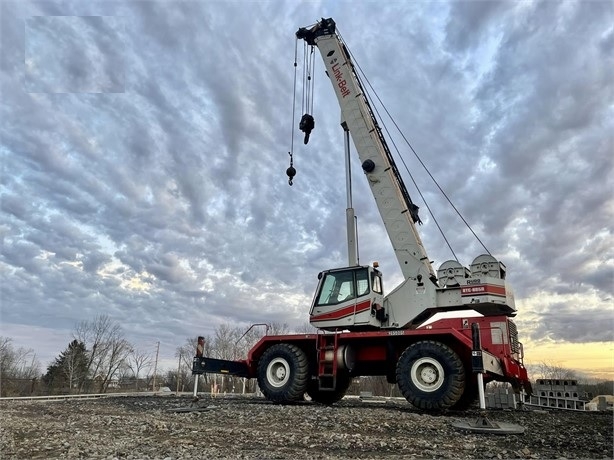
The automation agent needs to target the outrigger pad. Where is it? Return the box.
[169,406,213,413]
[451,416,525,435]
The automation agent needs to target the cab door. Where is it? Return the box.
[310,266,383,330]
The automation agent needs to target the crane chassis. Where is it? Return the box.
[194,313,528,410]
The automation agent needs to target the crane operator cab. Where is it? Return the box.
[309,265,386,331]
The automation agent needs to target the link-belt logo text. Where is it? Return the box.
[330,58,350,98]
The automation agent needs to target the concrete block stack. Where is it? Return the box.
[524,379,585,410]
[485,385,518,409]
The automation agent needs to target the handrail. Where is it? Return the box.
[235,323,270,346]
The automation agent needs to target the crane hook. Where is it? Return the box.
[299,113,315,144]
[286,151,296,186]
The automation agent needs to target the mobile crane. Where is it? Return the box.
[192,18,531,411]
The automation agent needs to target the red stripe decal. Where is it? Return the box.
[311,300,372,322]
[461,284,506,296]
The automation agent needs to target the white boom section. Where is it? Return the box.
[307,29,436,282]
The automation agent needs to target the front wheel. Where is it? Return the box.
[257,343,309,403]
[396,340,465,411]
[451,374,478,410]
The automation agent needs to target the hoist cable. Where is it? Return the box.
[339,37,458,260]
[302,44,316,115]
[290,39,299,157]
[286,39,299,186]
[383,103,492,256]
[302,42,310,114]
[305,45,310,113]
[301,43,306,114]
[369,92,459,262]
[308,46,316,114]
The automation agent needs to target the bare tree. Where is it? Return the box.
[181,322,297,395]
[62,340,88,392]
[213,324,241,361]
[0,337,41,396]
[126,348,153,391]
[98,338,133,392]
[0,338,40,379]
[293,322,318,334]
[75,315,112,392]
[537,361,578,381]
[203,324,264,393]
[267,322,290,336]
[116,362,132,389]
[74,315,133,393]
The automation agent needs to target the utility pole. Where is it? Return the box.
[176,355,181,393]
[152,341,160,392]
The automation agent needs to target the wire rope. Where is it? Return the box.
[339,32,491,258]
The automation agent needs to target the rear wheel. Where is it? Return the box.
[396,340,465,411]
[257,343,309,403]
[307,372,351,405]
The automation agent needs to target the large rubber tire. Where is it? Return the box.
[396,341,465,411]
[307,372,351,405]
[451,375,478,410]
[257,343,309,403]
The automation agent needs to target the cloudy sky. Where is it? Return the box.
[1,1,612,379]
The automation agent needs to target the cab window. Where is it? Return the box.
[316,268,370,306]
[371,272,383,294]
[356,268,370,296]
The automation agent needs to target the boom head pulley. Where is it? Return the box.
[296,18,336,45]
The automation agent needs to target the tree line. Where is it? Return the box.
[0,336,41,396]
[0,316,310,397]
[1,316,611,398]
[1,315,149,396]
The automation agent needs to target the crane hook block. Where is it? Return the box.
[299,113,315,144]
[286,165,296,186]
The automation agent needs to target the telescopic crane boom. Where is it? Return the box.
[297,19,436,284]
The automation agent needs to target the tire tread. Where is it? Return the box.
[396,340,465,410]
[257,343,309,403]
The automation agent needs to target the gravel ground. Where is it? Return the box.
[1,394,612,459]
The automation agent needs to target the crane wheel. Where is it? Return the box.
[396,340,465,410]
[257,343,309,403]
[306,372,351,405]
[450,374,478,410]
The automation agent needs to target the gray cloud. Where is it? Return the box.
[25,15,124,92]
[1,0,612,368]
